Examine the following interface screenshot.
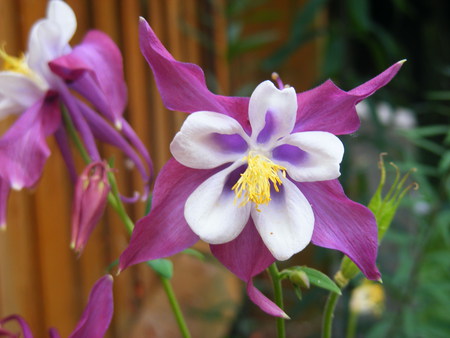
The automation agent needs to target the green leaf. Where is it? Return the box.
[281,266,341,295]
[297,266,342,295]
[147,259,173,279]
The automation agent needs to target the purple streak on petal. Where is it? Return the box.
[49,30,127,125]
[54,125,77,184]
[297,179,380,280]
[77,101,150,183]
[294,61,405,135]
[0,93,60,190]
[247,280,288,318]
[256,110,275,144]
[0,315,33,338]
[69,275,114,338]
[58,85,100,161]
[210,220,275,281]
[210,133,248,154]
[119,159,221,270]
[138,18,250,130]
[0,179,10,229]
[121,119,154,183]
[272,144,307,165]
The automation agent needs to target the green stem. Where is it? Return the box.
[345,311,358,338]
[268,263,286,338]
[322,291,341,338]
[62,105,191,337]
[161,276,191,338]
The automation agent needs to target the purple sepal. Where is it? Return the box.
[54,125,77,184]
[71,162,110,254]
[0,314,33,338]
[0,92,60,191]
[0,179,10,229]
[77,100,151,183]
[298,179,380,280]
[69,275,114,338]
[58,84,100,161]
[210,221,286,317]
[118,159,222,271]
[48,328,61,338]
[49,30,127,127]
[294,61,405,135]
[138,18,250,130]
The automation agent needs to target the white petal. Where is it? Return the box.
[248,80,297,145]
[170,111,249,169]
[47,0,77,45]
[252,178,314,260]
[185,163,251,244]
[274,131,344,182]
[0,73,45,115]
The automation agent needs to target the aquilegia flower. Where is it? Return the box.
[0,0,152,229]
[119,18,404,317]
[0,274,113,338]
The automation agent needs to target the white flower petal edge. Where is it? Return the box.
[171,111,249,169]
[251,177,314,261]
[276,131,344,182]
[0,73,46,119]
[184,162,251,244]
[47,0,77,46]
[248,80,297,144]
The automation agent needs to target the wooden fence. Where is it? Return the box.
[0,0,323,336]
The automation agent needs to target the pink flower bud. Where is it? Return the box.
[71,161,110,254]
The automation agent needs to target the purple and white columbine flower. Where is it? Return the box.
[119,18,405,317]
[0,0,152,229]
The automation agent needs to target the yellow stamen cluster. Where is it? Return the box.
[0,45,32,76]
[232,152,286,211]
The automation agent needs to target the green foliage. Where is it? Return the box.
[280,266,342,295]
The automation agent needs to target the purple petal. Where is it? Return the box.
[294,60,405,135]
[0,315,33,338]
[119,159,221,270]
[0,179,9,229]
[210,220,275,281]
[247,280,288,318]
[49,328,61,338]
[58,84,100,161]
[138,18,250,129]
[49,30,127,126]
[77,100,151,183]
[69,275,114,338]
[210,221,283,316]
[0,93,60,190]
[297,179,380,280]
[54,125,77,183]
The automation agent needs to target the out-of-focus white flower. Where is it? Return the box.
[350,280,385,317]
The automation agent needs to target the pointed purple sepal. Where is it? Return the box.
[118,159,225,271]
[210,221,286,317]
[0,314,33,338]
[71,161,110,254]
[0,92,60,191]
[49,30,127,127]
[298,179,380,280]
[294,60,405,135]
[69,275,114,338]
[138,18,250,129]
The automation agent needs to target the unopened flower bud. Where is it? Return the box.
[289,270,310,289]
[71,161,110,254]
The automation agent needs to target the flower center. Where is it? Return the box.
[0,46,32,76]
[232,151,286,211]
